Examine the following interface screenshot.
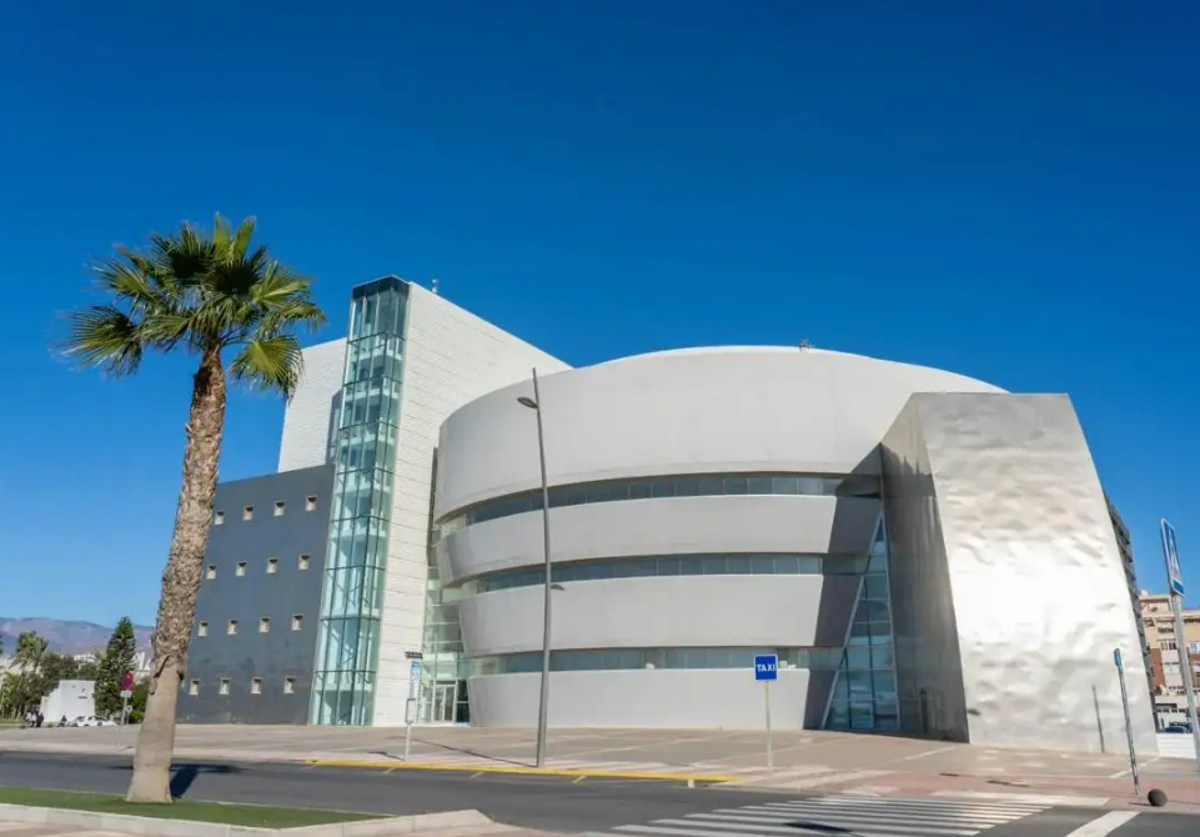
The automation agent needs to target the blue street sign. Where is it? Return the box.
[1114,648,1123,668]
[1163,519,1185,597]
[754,654,778,681]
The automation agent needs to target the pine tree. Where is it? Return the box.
[96,618,137,718]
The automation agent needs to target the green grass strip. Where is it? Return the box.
[0,787,378,828]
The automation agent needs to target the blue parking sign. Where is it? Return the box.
[754,654,778,681]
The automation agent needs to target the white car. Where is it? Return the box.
[71,716,116,728]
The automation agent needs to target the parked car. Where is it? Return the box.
[69,716,115,728]
[1162,724,1192,734]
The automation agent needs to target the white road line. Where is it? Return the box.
[931,791,1110,807]
[1061,811,1139,837]
[763,791,1027,810]
[742,801,1018,820]
[893,744,961,762]
[741,803,1016,825]
[616,823,929,837]
[813,794,1047,810]
[686,812,978,835]
[806,791,1051,810]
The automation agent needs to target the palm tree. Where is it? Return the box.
[62,215,325,802]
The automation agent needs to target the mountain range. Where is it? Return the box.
[0,617,153,657]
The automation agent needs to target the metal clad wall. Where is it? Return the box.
[177,464,334,725]
[885,393,1158,755]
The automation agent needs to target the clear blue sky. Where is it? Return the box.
[1,1,1196,626]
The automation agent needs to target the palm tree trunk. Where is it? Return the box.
[126,350,226,803]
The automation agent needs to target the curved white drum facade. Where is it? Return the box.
[431,347,1158,753]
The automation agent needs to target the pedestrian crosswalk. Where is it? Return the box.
[593,794,1049,837]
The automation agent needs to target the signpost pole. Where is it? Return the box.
[116,671,133,750]
[765,679,774,771]
[1161,519,1200,781]
[1114,649,1141,796]
[754,654,778,773]
[403,655,422,762]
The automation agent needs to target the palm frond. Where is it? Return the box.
[62,305,145,376]
[231,217,257,260]
[228,332,304,398]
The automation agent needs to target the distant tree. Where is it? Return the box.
[128,678,150,724]
[40,653,82,693]
[96,618,137,718]
[0,672,17,717]
[11,632,49,716]
[76,656,101,681]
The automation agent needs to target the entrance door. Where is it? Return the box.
[431,682,457,723]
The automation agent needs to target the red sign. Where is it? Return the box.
[121,671,134,691]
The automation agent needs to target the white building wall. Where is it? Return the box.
[373,283,570,725]
[277,338,347,472]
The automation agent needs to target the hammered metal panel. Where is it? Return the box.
[881,404,969,741]
[884,393,1157,755]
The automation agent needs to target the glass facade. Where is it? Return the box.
[462,552,872,595]
[824,515,899,731]
[437,472,881,536]
[418,455,471,722]
[310,277,409,725]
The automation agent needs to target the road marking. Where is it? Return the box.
[603,795,1050,837]
[619,821,932,837]
[1061,811,1138,837]
[804,797,1045,814]
[688,811,978,834]
[931,790,1109,807]
[748,803,1020,824]
[893,744,960,762]
[573,775,588,784]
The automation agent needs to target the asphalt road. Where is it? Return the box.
[0,750,1196,836]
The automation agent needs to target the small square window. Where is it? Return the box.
[243,506,254,521]
[219,678,230,695]
[291,614,303,632]
[198,621,208,638]
[206,565,217,580]
[305,495,318,512]
[274,501,286,517]
[259,617,270,634]
[227,620,238,635]
[267,557,278,574]
[299,554,311,571]
[251,677,262,695]
[188,680,199,696]
[236,562,247,577]
[283,677,296,695]
[214,511,225,526]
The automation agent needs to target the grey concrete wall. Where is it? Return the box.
[434,347,1003,733]
[435,348,1004,519]
[883,393,1158,755]
[438,496,881,585]
[177,464,334,725]
[469,668,812,729]
[460,575,862,657]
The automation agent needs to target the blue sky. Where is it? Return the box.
[0,1,1197,626]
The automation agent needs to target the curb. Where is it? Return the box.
[0,803,492,837]
[305,758,738,783]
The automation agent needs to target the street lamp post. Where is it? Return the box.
[518,368,553,769]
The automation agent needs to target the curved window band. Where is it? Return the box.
[459,552,871,595]
[438,471,881,536]
[471,646,896,676]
